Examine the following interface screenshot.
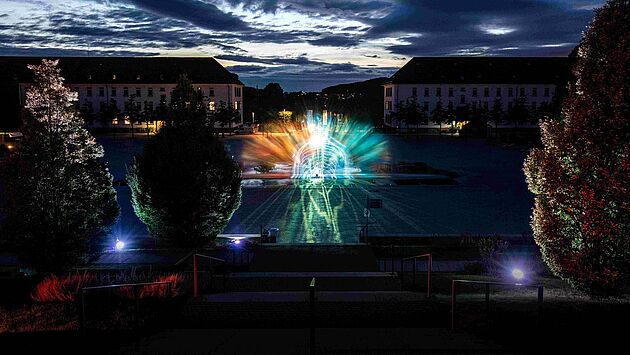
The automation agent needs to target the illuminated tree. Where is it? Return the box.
[431,100,448,133]
[524,0,630,295]
[127,125,241,248]
[0,59,119,274]
[214,101,241,137]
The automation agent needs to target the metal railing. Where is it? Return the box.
[228,248,254,266]
[400,253,432,297]
[309,277,316,355]
[193,254,227,297]
[79,281,173,333]
[451,279,543,330]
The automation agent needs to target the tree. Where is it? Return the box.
[431,100,448,134]
[524,0,630,295]
[505,96,530,126]
[168,74,207,127]
[124,94,141,138]
[127,125,241,248]
[214,101,241,137]
[99,98,120,132]
[0,59,119,274]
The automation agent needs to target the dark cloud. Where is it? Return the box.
[123,0,251,31]
[365,0,593,56]
[307,35,362,48]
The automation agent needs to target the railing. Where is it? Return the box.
[79,281,173,334]
[358,224,369,244]
[451,279,543,330]
[228,248,254,266]
[309,277,316,355]
[400,253,432,297]
[193,254,227,297]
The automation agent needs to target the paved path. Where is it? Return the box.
[112,328,510,354]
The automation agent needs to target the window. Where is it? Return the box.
[385,101,392,110]
[234,101,240,110]
[424,87,429,97]
[148,88,153,97]
[448,87,454,97]
[208,101,216,111]
[484,88,489,97]
[136,88,141,97]
[411,87,417,97]
[460,95,465,104]
[235,87,242,97]
[532,87,538,97]
[87,87,93,97]
[146,101,154,110]
[436,88,441,97]
[209,88,215,97]
[123,87,129,97]
[496,88,501,97]
[423,102,429,111]
[472,88,478,97]
[508,87,514,97]
[112,74,117,80]
[135,102,142,110]
[385,87,393,97]
[111,87,117,97]
[99,87,105,97]
[544,87,550,97]
[460,87,466,92]
[160,87,165,92]
[160,94,166,102]
[520,87,525,96]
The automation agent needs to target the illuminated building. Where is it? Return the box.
[0,57,244,131]
[383,57,570,127]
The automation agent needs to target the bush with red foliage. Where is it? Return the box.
[31,273,95,302]
[524,0,630,295]
[115,273,184,299]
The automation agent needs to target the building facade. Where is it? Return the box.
[0,57,244,131]
[383,57,569,127]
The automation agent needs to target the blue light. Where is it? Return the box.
[115,239,125,251]
[512,268,525,281]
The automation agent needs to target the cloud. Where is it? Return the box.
[307,35,363,48]
[123,0,251,31]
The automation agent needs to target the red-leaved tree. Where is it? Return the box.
[524,0,630,295]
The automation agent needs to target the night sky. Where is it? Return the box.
[0,0,599,91]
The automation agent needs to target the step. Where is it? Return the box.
[224,271,401,292]
[184,291,443,328]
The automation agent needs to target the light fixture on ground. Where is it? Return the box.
[115,239,125,251]
[511,267,525,281]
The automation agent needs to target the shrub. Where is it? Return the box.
[477,235,509,276]
[31,273,95,302]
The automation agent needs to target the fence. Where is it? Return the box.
[193,254,227,297]
[451,279,543,330]
[79,281,173,333]
[400,253,432,297]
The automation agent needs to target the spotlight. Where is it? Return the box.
[115,239,125,251]
[234,239,241,245]
[511,268,525,281]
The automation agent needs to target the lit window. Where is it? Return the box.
[112,118,118,125]
[209,101,216,111]
[234,101,240,110]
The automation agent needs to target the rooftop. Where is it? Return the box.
[390,57,570,85]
